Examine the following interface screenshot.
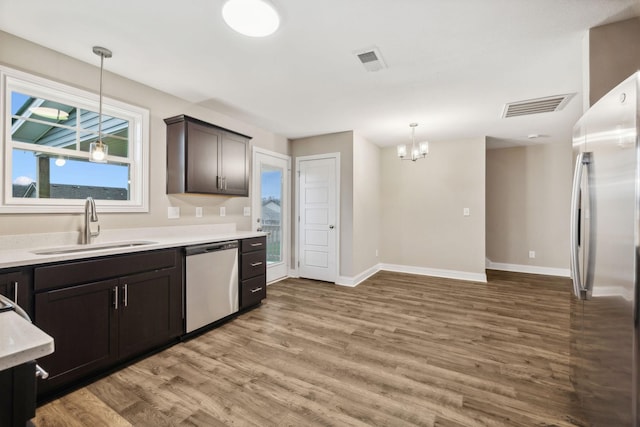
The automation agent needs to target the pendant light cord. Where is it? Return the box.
[98,52,104,147]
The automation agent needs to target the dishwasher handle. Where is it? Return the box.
[185,241,238,256]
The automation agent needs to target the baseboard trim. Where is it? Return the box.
[486,260,570,277]
[335,264,381,287]
[379,263,487,283]
[297,263,489,287]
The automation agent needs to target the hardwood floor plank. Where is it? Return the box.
[34,269,585,426]
[34,388,132,427]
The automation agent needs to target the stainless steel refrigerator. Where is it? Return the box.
[570,71,639,426]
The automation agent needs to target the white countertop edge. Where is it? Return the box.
[0,311,54,371]
[0,224,266,269]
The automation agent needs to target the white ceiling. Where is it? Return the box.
[1,0,638,148]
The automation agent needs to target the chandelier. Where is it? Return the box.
[397,123,429,162]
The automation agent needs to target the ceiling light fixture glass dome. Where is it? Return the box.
[222,0,280,37]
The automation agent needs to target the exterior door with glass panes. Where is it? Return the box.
[252,148,290,283]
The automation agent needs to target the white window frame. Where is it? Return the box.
[0,65,149,213]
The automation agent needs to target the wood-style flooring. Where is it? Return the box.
[33,270,585,426]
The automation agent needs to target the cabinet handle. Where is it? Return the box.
[250,287,263,293]
[250,242,263,247]
[216,175,220,190]
[250,262,263,267]
[113,286,118,310]
[123,284,128,307]
[35,364,49,380]
[12,281,18,304]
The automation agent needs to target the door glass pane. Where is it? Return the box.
[261,165,282,264]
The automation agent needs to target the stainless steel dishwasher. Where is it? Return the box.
[185,241,239,333]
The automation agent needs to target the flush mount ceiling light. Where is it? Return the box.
[29,107,69,121]
[397,123,429,162]
[222,0,280,37]
[89,46,112,163]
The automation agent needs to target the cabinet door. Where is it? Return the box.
[187,120,220,193]
[0,270,33,318]
[118,267,182,360]
[220,131,249,196]
[35,279,119,396]
[0,272,19,302]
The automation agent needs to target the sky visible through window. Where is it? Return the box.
[261,170,281,200]
[11,92,129,189]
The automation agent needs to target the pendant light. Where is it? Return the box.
[397,123,429,162]
[89,46,112,163]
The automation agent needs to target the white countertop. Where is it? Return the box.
[0,224,266,269]
[0,310,54,371]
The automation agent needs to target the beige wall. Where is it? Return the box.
[485,141,572,269]
[352,131,381,275]
[289,131,354,277]
[0,31,288,236]
[588,17,640,106]
[380,138,486,275]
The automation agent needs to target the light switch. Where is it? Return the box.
[195,207,203,218]
[220,206,226,217]
[463,207,470,216]
[168,206,180,219]
[243,207,251,216]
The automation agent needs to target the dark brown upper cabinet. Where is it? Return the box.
[164,115,251,196]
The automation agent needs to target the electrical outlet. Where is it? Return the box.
[219,206,226,217]
[243,207,251,216]
[463,207,470,216]
[168,206,180,219]
[195,207,203,218]
[529,250,536,259]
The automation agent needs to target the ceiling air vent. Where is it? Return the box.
[354,47,387,72]
[502,94,574,118]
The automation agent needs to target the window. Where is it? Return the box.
[1,66,149,213]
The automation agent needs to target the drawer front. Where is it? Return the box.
[241,275,266,308]
[241,251,266,280]
[34,249,178,293]
[241,237,266,253]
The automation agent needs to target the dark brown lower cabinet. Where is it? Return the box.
[0,361,36,427]
[118,268,182,359]
[35,278,119,396]
[0,268,33,318]
[239,236,267,309]
[33,249,182,399]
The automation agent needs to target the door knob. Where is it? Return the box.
[329,225,335,229]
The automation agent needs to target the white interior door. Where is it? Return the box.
[297,155,338,282]
[252,148,290,283]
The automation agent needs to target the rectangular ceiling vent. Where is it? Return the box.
[502,93,574,118]
[354,47,387,72]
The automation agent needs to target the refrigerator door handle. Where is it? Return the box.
[570,151,590,300]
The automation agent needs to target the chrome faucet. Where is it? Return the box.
[84,197,100,244]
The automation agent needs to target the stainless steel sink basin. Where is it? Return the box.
[32,241,158,255]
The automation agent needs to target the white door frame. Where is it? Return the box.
[295,153,340,282]
[252,147,291,284]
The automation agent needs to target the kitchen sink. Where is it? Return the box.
[32,241,158,255]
